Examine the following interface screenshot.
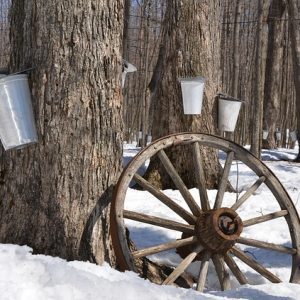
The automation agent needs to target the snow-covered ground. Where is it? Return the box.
[1,143,300,299]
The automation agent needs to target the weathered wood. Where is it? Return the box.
[123,210,195,234]
[224,253,248,285]
[237,237,296,255]
[243,210,288,227]
[111,132,300,286]
[231,247,281,283]
[196,250,211,292]
[132,236,197,259]
[163,244,202,285]
[231,176,266,211]
[158,150,202,216]
[133,174,196,224]
[212,254,231,291]
[214,151,234,209]
[193,142,211,211]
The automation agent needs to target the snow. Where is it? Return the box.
[1,143,300,299]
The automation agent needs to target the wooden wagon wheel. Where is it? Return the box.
[111,132,300,292]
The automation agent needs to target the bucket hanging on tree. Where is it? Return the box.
[290,130,297,142]
[262,129,269,140]
[0,74,38,150]
[179,77,205,114]
[218,94,243,132]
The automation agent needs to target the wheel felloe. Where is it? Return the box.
[111,133,300,292]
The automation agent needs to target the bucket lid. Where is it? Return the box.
[218,93,244,103]
[179,76,205,83]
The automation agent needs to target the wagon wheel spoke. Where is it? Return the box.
[243,210,288,227]
[163,244,203,285]
[214,151,234,209]
[157,149,202,216]
[231,176,266,211]
[123,210,194,234]
[224,253,248,285]
[133,174,196,224]
[231,247,281,283]
[212,254,231,290]
[111,133,300,293]
[237,237,296,255]
[196,250,211,292]
[132,236,197,259]
[193,142,210,211]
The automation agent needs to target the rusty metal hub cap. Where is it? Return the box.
[195,208,243,253]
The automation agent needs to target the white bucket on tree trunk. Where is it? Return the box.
[122,60,137,88]
[275,130,281,141]
[290,130,297,142]
[218,95,243,132]
[263,129,269,140]
[0,74,38,150]
[179,77,205,115]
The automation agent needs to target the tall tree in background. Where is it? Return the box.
[0,0,124,264]
[145,0,222,189]
[231,0,242,99]
[287,0,300,161]
[250,0,270,158]
[263,0,286,149]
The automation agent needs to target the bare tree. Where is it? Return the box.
[287,0,300,160]
[0,0,124,264]
[250,0,270,158]
[263,0,286,149]
[145,0,222,189]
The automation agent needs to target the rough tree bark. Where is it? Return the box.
[145,0,222,189]
[287,0,300,161]
[0,0,124,264]
[250,0,270,158]
[263,0,286,149]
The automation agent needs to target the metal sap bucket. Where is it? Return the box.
[179,77,205,115]
[262,129,269,140]
[218,95,243,132]
[290,130,297,142]
[122,60,137,88]
[275,130,281,141]
[0,74,38,150]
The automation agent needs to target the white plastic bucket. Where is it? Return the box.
[179,77,205,115]
[218,97,242,132]
[0,74,38,150]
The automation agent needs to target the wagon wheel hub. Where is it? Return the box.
[195,208,243,253]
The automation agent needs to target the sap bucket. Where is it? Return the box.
[179,77,205,114]
[290,130,297,142]
[263,129,269,140]
[275,129,281,141]
[122,60,137,88]
[218,94,243,132]
[0,74,38,150]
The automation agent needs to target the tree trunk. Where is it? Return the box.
[263,0,286,149]
[0,0,124,265]
[287,0,300,161]
[250,0,270,158]
[145,0,222,189]
[231,0,242,99]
